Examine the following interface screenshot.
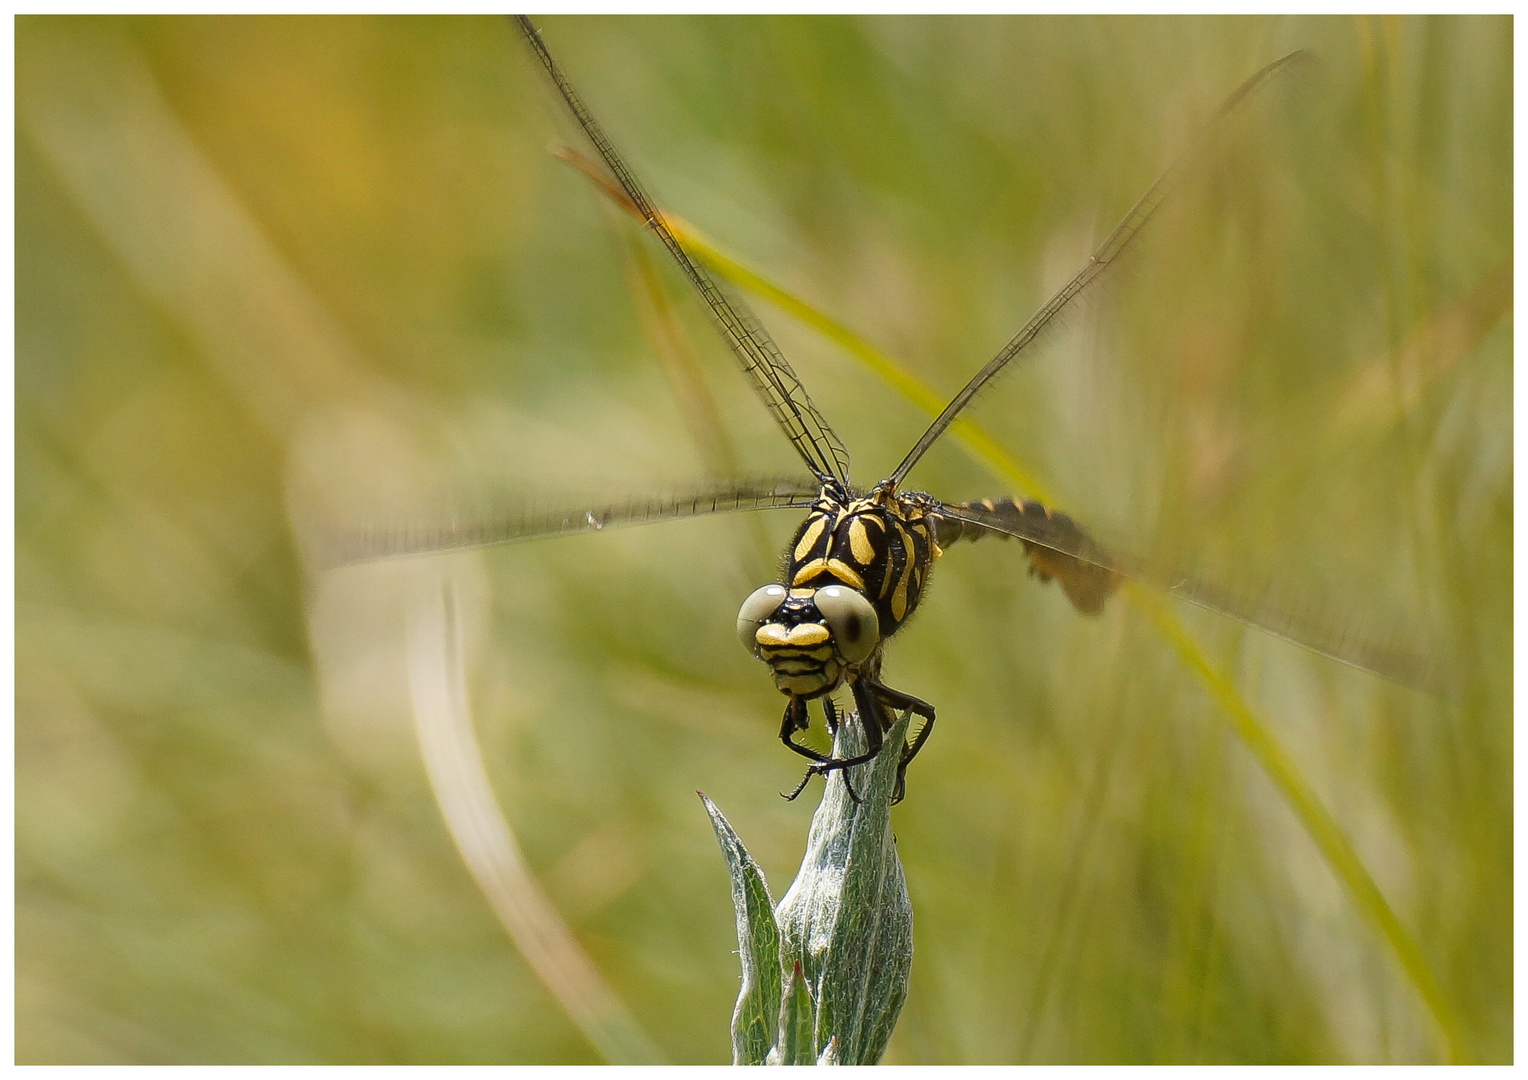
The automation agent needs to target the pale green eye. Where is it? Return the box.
[814,585,879,664]
[736,584,787,654]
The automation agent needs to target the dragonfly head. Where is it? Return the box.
[736,582,880,698]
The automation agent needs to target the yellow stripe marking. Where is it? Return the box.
[791,558,827,584]
[892,565,912,621]
[792,558,865,591]
[785,624,830,646]
[794,515,828,562]
[825,559,866,590]
[756,625,791,647]
[891,522,915,622]
[847,518,875,565]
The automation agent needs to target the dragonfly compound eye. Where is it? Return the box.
[736,584,788,655]
[813,585,879,665]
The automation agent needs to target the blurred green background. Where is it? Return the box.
[16,14,1510,1064]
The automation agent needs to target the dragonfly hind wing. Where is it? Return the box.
[932,497,1450,696]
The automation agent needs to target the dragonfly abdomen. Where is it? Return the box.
[934,498,1122,616]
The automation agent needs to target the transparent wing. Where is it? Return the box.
[326,478,821,569]
[886,50,1312,489]
[933,498,1449,696]
[515,15,851,487]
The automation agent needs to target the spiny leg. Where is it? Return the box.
[779,695,828,764]
[866,680,935,804]
[803,678,887,805]
[782,769,815,802]
[816,696,860,800]
[781,696,829,801]
[780,689,888,805]
[822,695,842,738]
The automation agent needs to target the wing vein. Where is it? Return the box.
[516,15,850,485]
[328,479,822,567]
[933,501,1447,694]
[887,50,1311,488]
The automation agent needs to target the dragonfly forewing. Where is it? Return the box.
[515,15,851,488]
[885,50,1313,490]
[329,479,821,568]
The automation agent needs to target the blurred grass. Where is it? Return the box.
[16,14,1510,1064]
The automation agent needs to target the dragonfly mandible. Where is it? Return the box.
[339,16,1439,805]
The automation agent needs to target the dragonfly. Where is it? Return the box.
[341,16,1439,804]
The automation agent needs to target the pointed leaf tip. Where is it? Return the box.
[703,795,782,1066]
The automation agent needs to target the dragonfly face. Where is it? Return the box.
[737,484,938,693]
[737,582,876,699]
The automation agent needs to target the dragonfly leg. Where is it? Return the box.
[821,695,842,738]
[779,696,828,764]
[780,688,888,804]
[815,696,867,801]
[803,678,888,804]
[782,769,815,802]
[781,696,833,801]
[867,681,935,804]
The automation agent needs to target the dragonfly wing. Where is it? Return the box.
[887,50,1312,488]
[327,478,821,569]
[932,497,1449,696]
[515,16,851,487]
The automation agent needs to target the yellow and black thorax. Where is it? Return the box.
[785,486,942,640]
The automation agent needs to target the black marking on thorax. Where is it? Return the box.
[784,488,942,637]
